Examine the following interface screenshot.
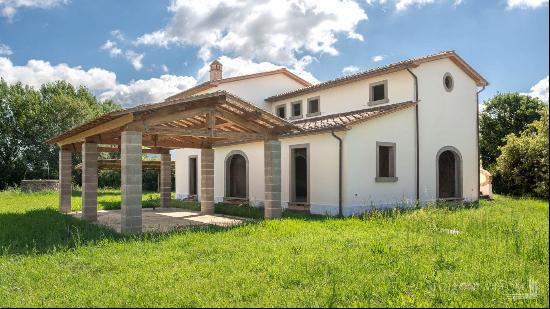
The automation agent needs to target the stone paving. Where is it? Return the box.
[70,208,245,233]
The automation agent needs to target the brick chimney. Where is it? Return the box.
[209,59,222,82]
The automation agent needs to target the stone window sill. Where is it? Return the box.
[289,115,303,120]
[368,98,389,106]
[306,112,321,117]
[375,176,398,183]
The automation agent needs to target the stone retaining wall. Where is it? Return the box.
[20,180,59,192]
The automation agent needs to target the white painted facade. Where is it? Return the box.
[175,54,485,216]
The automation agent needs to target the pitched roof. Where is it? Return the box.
[289,101,417,133]
[265,50,489,102]
[165,68,312,101]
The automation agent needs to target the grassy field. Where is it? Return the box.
[0,189,547,307]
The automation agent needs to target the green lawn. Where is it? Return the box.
[0,190,548,307]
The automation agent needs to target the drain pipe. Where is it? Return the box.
[406,68,420,202]
[331,129,343,217]
[476,85,486,199]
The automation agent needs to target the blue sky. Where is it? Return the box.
[0,0,548,107]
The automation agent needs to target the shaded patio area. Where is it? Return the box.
[70,208,246,233]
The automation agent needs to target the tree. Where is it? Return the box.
[479,93,546,169]
[494,107,549,198]
[0,79,121,189]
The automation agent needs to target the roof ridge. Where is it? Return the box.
[265,50,487,102]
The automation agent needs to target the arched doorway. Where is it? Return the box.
[436,146,462,199]
[225,151,248,199]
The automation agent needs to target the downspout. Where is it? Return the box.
[476,85,486,199]
[406,68,420,202]
[331,129,343,217]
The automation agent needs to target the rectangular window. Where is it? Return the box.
[376,142,397,182]
[307,97,320,117]
[290,101,303,119]
[276,105,286,118]
[369,80,389,106]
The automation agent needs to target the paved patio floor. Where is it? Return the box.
[70,208,246,233]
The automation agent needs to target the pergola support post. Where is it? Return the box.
[200,148,215,215]
[59,149,72,213]
[81,142,98,221]
[264,139,282,219]
[121,130,143,234]
[160,152,171,208]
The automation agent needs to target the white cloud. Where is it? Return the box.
[101,40,122,57]
[196,55,319,84]
[366,0,462,11]
[0,0,67,21]
[136,0,367,66]
[99,74,197,107]
[162,64,169,73]
[0,43,12,56]
[0,56,198,107]
[342,65,360,75]
[372,55,384,62]
[101,34,145,71]
[124,50,144,71]
[523,76,549,103]
[507,0,548,9]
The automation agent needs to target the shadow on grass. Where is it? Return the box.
[0,208,262,256]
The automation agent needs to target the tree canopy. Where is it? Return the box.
[495,107,549,198]
[479,92,546,168]
[0,79,120,189]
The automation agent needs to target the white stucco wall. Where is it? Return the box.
[197,73,307,110]
[412,58,479,202]
[341,107,417,215]
[175,56,481,216]
[269,70,414,118]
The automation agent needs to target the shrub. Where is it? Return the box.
[494,108,549,198]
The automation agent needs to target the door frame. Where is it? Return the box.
[289,143,310,204]
[435,146,463,199]
[224,150,249,199]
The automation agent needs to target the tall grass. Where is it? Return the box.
[0,190,547,307]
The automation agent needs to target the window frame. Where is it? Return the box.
[306,96,321,117]
[375,141,398,182]
[275,104,287,119]
[443,72,454,92]
[290,100,303,120]
[368,80,389,106]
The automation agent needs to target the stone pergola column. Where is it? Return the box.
[160,152,171,208]
[81,142,98,221]
[59,149,72,213]
[121,130,143,234]
[200,148,215,215]
[264,139,282,219]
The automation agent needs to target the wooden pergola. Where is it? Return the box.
[47,91,299,233]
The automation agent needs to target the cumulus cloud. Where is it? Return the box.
[0,43,12,56]
[0,0,67,21]
[196,55,319,84]
[342,65,360,75]
[523,76,549,103]
[0,57,198,107]
[100,32,145,71]
[372,55,384,62]
[366,0,462,11]
[507,0,548,9]
[136,0,367,66]
[99,74,197,106]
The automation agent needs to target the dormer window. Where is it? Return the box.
[290,101,303,119]
[276,105,286,118]
[307,97,320,117]
[368,80,389,106]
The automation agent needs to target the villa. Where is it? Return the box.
[47,50,489,233]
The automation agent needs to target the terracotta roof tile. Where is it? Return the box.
[289,101,416,133]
